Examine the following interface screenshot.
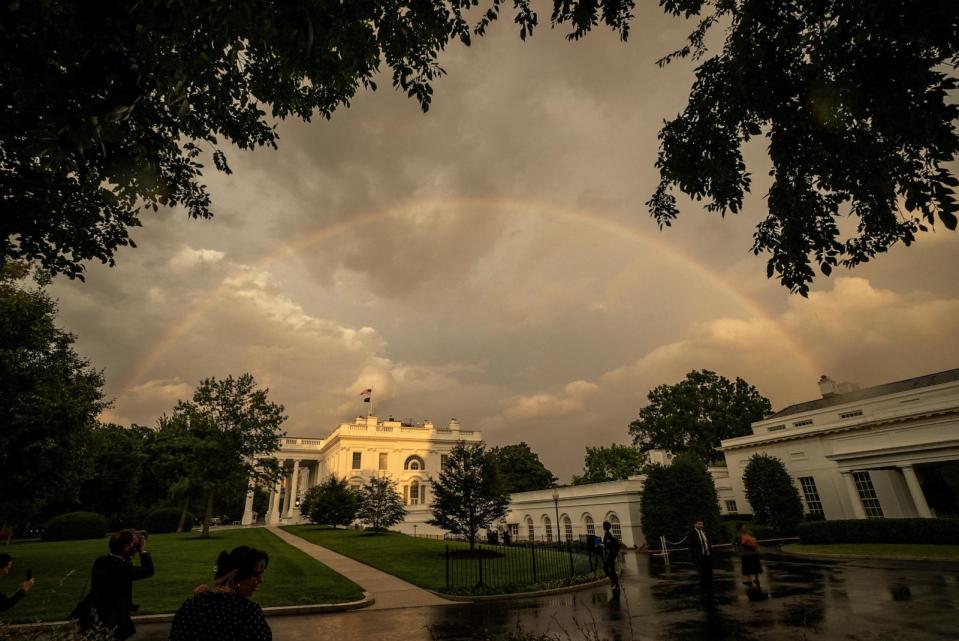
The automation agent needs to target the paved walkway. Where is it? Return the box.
[267,526,451,610]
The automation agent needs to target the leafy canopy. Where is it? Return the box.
[356,475,406,533]
[488,442,557,493]
[301,474,359,528]
[429,441,510,549]
[571,444,647,485]
[4,1,954,292]
[742,453,805,534]
[0,264,106,528]
[629,370,771,464]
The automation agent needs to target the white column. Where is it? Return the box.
[900,465,933,518]
[285,459,301,519]
[268,479,282,524]
[841,471,867,519]
[240,481,255,525]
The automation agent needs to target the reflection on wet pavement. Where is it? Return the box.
[135,550,959,641]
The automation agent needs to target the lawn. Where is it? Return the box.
[783,543,959,560]
[283,526,601,593]
[0,528,364,623]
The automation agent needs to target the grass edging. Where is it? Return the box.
[430,577,609,602]
[781,543,959,563]
[4,592,375,631]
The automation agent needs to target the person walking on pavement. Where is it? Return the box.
[601,521,621,592]
[687,517,714,609]
[736,523,764,591]
[71,529,154,640]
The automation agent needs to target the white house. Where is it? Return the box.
[720,368,959,520]
[241,414,481,533]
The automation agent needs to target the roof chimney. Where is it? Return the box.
[818,375,837,398]
[448,418,460,432]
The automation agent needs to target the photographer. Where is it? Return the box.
[0,553,34,612]
[71,529,154,640]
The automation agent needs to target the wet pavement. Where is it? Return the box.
[135,549,959,640]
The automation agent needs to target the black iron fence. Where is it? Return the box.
[445,540,603,590]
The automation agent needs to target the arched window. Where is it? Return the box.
[608,514,622,540]
[544,516,553,543]
[563,516,573,542]
[526,517,534,541]
[584,515,595,536]
[404,455,425,470]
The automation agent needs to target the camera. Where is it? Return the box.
[134,530,148,550]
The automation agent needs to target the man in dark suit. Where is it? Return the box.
[686,517,713,609]
[72,529,154,640]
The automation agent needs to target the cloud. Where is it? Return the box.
[169,246,226,270]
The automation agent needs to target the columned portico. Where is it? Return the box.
[899,464,933,518]
[285,459,301,519]
[241,483,255,525]
[268,478,282,524]
[840,471,867,519]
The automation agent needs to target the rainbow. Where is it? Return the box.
[116,197,819,396]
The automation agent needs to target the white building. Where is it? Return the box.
[720,369,959,520]
[241,414,481,532]
[504,478,644,548]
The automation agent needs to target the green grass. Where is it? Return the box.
[783,543,959,560]
[0,528,364,623]
[283,526,601,593]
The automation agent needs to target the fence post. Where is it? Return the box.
[567,540,575,578]
[478,544,484,586]
[530,543,537,582]
[445,545,450,590]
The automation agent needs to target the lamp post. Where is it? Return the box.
[413,524,418,538]
[552,488,561,544]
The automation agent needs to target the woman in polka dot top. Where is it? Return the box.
[170,546,272,641]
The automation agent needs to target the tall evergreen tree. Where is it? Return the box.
[429,441,509,550]
[743,454,804,534]
[640,453,721,546]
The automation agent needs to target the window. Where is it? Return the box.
[526,517,535,541]
[404,455,425,470]
[798,477,824,516]
[350,483,361,492]
[584,515,595,536]
[768,424,786,432]
[853,471,884,518]
[608,515,622,540]
[351,452,362,470]
[725,500,738,513]
[794,419,813,427]
[544,517,553,543]
[409,480,420,505]
[440,454,449,470]
[840,409,863,419]
[563,516,573,542]
[789,450,808,461]
[378,452,388,470]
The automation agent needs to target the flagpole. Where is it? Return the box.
[369,386,374,418]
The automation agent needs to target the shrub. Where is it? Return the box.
[640,453,721,546]
[143,507,195,534]
[798,518,959,545]
[43,512,108,541]
[742,454,804,535]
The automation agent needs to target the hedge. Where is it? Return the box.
[143,507,195,534]
[43,512,109,541]
[798,518,959,545]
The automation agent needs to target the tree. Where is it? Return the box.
[429,441,509,550]
[171,374,286,537]
[742,454,804,535]
[356,476,405,534]
[488,442,557,493]
[0,264,107,532]
[4,3,953,291]
[301,475,359,528]
[639,453,721,547]
[571,444,646,485]
[76,423,150,526]
[629,370,772,464]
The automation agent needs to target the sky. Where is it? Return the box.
[49,8,959,481]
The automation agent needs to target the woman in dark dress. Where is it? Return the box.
[170,546,272,641]
[736,523,763,588]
